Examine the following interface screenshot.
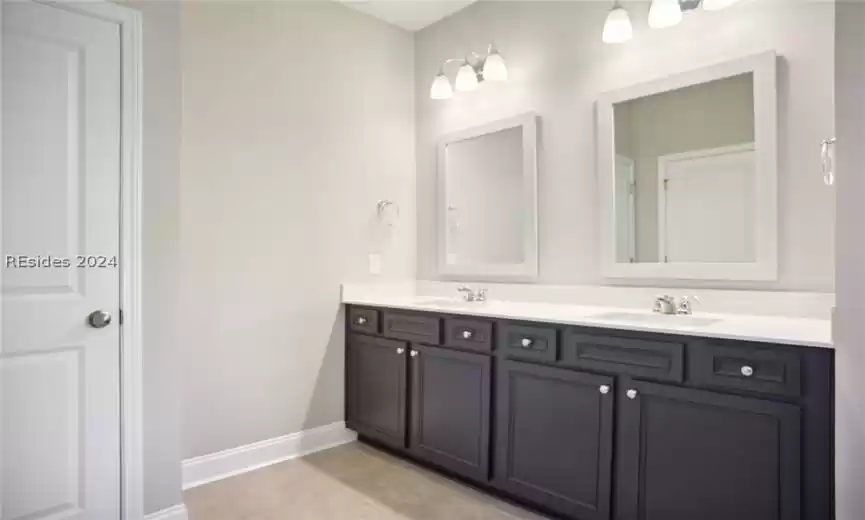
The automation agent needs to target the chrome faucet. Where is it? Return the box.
[676,296,702,315]
[457,285,487,302]
[653,295,676,315]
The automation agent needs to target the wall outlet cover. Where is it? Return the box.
[369,253,382,275]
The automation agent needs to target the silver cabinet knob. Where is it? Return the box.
[599,385,611,395]
[356,316,367,325]
[396,347,405,355]
[741,365,754,377]
[626,389,638,400]
[88,310,112,329]
[462,330,473,340]
[520,338,533,348]
[410,350,418,358]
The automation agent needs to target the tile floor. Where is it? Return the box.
[185,441,548,520]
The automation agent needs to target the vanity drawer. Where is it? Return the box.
[444,317,493,353]
[348,307,379,335]
[561,330,684,382]
[382,311,441,344]
[688,341,802,397]
[500,323,557,363]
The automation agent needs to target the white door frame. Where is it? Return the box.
[1,2,145,519]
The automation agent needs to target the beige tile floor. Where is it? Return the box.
[185,442,548,520]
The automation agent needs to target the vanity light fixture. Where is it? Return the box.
[428,44,508,100]
[430,72,454,100]
[455,61,480,92]
[605,0,741,43]
[648,0,683,29]
[602,1,633,44]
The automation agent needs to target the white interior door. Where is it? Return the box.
[660,145,756,263]
[1,2,122,519]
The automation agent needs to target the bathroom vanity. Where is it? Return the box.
[343,301,833,520]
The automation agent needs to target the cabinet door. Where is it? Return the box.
[495,361,614,520]
[617,379,801,520]
[409,345,491,482]
[346,334,408,450]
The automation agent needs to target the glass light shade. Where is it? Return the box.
[648,0,683,29]
[429,73,453,100]
[482,52,508,81]
[602,6,633,43]
[455,63,479,92]
[702,0,741,10]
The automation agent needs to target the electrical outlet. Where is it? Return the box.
[369,253,382,275]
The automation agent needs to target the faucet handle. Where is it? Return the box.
[476,288,487,302]
[677,295,702,315]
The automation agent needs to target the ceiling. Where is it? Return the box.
[342,0,478,32]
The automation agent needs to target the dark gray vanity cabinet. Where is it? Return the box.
[345,334,408,450]
[495,361,614,520]
[410,344,491,482]
[344,305,834,520]
[616,379,802,520]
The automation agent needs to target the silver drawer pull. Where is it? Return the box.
[462,330,474,340]
[410,350,418,358]
[520,338,533,348]
[356,316,367,325]
[627,389,638,400]
[741,365,755,377]
[396,347,405,355]
[599,385,611,395]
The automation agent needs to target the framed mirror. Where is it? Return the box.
[437,113,538,280]
[597,52,778,281]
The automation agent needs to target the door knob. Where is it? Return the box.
[396,347,405,355]
[626,389,638,400]
[599,385,611,395]
[88,310,112,329]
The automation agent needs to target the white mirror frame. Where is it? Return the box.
[437,113,539,280]
[597,51,778,281]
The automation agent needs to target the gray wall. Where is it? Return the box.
[127,0,184,514]
[178,1,416,459]
[415,0,835,291]
[833,2,865,519]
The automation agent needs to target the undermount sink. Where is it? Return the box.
[589,311,722,327]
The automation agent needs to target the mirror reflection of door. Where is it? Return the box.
[659,144,756,263]
[613,72,756,264]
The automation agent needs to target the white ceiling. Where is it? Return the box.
[342,0,478,32]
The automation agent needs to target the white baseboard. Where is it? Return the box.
[144,504,188,520]
[182,421,357,490]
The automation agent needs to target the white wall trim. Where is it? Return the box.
[144,504,189,520]
[39,2,146,519]
[182,422,357,490]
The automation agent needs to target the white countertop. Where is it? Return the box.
[342,292,833,349]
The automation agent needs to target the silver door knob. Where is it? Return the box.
[410,350,418,358]
[462,330,473,339]
[599,385,611,395]
[626,389,638,400]
[520,338,533,348]
[88,310,112,329]
[741,365,754,377]
[396,347,405,355]
[356,316,367,325]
